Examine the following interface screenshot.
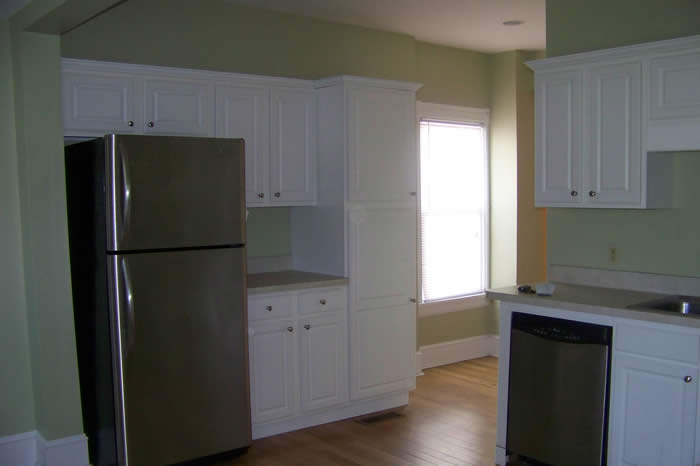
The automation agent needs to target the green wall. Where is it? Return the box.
[418,307,498,347]
[489,52,518,289]
[0,20,36,438]
[10,27,84,440]
[415,41,490,108]
[246,208,292,258]
[61,0,417,81]
[547,0,700,57]
[546,0,700,277]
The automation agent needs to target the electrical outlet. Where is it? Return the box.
[609,247,617,264]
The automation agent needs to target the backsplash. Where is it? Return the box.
[246,207,291,258]
[548,152,700,278]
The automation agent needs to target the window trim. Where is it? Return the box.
[416,101,491,318]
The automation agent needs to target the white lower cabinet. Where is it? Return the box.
[249,319,297,423]
[247,286,348,429]
[299,313,347,411]
[610,352,698,466]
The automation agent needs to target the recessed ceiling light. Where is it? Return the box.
[503,20,525,26]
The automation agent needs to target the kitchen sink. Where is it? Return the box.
[629,296,700,315]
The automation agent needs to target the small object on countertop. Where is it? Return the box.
[535,283,556,296]
[517,284,532,294]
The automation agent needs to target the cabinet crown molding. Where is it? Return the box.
[314,75,423,92]
[61,57,315,88]
[526,33,700,71]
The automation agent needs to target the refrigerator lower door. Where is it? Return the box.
[108,247,250,466]
[106,135,245,252]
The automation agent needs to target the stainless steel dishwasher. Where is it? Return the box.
[507,312,612,466]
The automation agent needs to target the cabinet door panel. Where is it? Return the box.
[347,87,417,202]
[610,353,697,466]
[534,71,582,206]
[650,51,700,120]
[348,205,417,310]
[350,304,415,400]
[270,88,316,204]
[248,320,297,423]
[63,73,138,135]
[585,62,642,206]
[216,85,269,206]
[299,313,348,411]
[145,79,212,136]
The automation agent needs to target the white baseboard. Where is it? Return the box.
[0,431,89,466]
[42,434,89,466]
[252,391,409,440]
[419,334,500,370]
[0,431,42,466]
[415,351,424,376]
[487,335,501,357]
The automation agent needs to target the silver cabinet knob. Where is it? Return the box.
[287,326,293,332]
[274,192,281,198]
[147,121,154,128]
[571,190,578,197]
[304,324,311,330]
[265,305,272,312]
[127,120,134,127]
[685,376,693,383]
[257,193,264,198]
[589,190,597,197]
[319,299,327,305]
[409,192,417,196]
[409,298,417,303]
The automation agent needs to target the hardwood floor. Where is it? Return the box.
[220,357,498,465]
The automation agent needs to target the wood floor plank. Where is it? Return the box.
[218,357,498,465]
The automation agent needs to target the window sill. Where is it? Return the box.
[418,294,491,318]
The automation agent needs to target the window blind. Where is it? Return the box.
[419,120,488,303]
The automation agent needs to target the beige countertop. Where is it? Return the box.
[487,283,700,329]
[247,270,348,295]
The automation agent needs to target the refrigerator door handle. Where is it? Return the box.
[119,144,132,236]
[121,258,136,357]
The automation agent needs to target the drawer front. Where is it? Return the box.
[249,294,295,321]
[616,324,700,364]
[298,287,347,315]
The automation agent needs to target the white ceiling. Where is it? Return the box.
[223,0,545,53]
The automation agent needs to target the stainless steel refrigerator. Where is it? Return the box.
[65,135,251,466]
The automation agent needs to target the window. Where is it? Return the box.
[418,103,489,314]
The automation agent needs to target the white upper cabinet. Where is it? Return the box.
[62,72,139,136]
[534,70,583,206]
[532,62,648,208]
[269,88,317,205]
[528,35,700,208]
[583,62,642,206]
[648,49,700,151]
[347,86,417,202]
[61,60,316,207]
[144,78,213,136]
[215,85,270,206]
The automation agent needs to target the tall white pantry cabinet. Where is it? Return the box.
[291,76,422,401]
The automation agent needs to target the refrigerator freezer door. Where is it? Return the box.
[106,135,245,252]
[108,247,250,466]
